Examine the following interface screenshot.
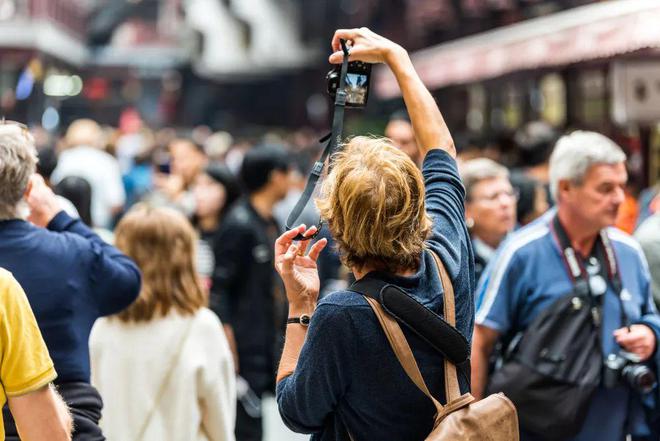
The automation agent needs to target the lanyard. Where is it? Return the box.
[550,215,629,327]
[285,39,351,241]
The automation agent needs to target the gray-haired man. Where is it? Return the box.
[472,131,660,440]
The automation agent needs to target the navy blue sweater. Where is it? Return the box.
[0,212,141,383]
[277,150,475,441]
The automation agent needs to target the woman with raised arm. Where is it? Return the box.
[274,28,474,441]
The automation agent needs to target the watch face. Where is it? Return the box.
[301,314,311,326]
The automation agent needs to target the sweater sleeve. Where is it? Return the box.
[422,150,473,287]
[47,211,141,316]
[276,302,356,434]
[196,310,237,441]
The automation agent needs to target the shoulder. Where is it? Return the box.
[497,219,552,264]
[220,202,254,231]
[317,290,370,310]
[607,227,648,270]
[194,308,223,328]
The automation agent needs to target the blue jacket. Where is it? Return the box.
[476,209,660,440]
[277,150,475,440]
[0,211,141,383]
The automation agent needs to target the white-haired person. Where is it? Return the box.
[460,158,518,284]
[473,130,660,440]
[273,28,475,440]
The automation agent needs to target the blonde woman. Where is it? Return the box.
[90,205,236,441]
[275,28,473,440]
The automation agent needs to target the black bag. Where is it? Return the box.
[487,290,601,440]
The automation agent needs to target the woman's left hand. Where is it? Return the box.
[274,224,328,313]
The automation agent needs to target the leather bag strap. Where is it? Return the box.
[365,296,444,413]
[364,250,474,419]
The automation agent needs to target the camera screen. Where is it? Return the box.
[345,73,368,105]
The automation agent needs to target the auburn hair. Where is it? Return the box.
[114,204,207,322]
[316,136,432,273]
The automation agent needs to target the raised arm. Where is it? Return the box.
[329,27,455,158]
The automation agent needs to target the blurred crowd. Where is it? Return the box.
[1,105,659,441]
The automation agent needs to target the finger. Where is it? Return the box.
[331,29,359,52]
[282,244,299,270]
[275,224,306,254]
[307,238,328,262]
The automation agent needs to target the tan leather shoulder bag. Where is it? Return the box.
[363,251,519,440]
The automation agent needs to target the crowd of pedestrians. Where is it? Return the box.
[0,28,659,441]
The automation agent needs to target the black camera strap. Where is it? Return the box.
[550,214,629,328]
[285,40,351,241]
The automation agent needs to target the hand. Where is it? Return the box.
[329,27,405,66]
[614,324,657,361]
[274,224,328,314]
[26,174,61,227]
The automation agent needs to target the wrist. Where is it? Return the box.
[384,44,409,69]
[288,302,315,317]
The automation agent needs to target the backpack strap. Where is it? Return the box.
[359,250,474,419]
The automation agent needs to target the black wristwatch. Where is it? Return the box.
[287,314,311,327]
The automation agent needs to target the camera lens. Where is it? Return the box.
[622,364,657,394]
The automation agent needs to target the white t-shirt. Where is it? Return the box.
[90,308,236,441]
[51,146,125,228]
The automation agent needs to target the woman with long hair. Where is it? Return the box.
[90,205,236,441]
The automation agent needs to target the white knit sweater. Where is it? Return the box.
[90,308,236,441]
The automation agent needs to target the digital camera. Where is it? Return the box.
[603,351,657,394]
[326,61,372,108]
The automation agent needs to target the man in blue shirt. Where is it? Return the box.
[273,28,474,440]
[473,131,660,440]
[0,122,141,440]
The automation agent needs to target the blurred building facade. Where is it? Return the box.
[0,0,658,189]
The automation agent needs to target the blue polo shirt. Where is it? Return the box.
[476,209,660,440]
[277,149,475,441]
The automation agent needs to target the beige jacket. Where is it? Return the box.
[90,308,236,441]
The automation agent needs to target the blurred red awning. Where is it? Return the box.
[375,0,660,98]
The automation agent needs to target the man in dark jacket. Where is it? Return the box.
[0,122,141,440]
[212,145,291,441]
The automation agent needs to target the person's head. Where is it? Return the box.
[550,131,627,232]
[64,119,104,150]
[169,138,208,188]
[36,147,58,183]
[514,121,558,170]
[0,123,37,220]
[316,136,431,274]
[54,176,93,226]
[509,172,549,226]
[461,158,517,247]
[193,163,241,227]
[114,204,206,323]
[385,111,420,166]
[239,144,291,200]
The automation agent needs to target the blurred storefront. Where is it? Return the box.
[375,0,660,187]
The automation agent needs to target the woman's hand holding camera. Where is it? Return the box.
[274,225,328,316]
[329,27,406,66]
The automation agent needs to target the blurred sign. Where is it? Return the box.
[611,61,660,125]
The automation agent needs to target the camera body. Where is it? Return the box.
[603,351,657,394]
[326,61,372,108]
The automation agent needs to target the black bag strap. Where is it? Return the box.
[550,214,629,328]
[349,251,471,379]
[285,40,351,241]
